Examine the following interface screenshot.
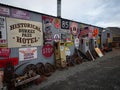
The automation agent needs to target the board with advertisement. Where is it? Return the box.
[78,27,90,38]
[6,18,43,48]
[0,48,10,57]
[19,47,37,61]
[0,6,10,16]
[11,9,30,20]
[70,22,78,35]
[0,16,7,47]
[42,16,53,43]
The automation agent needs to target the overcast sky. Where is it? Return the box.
[1,0,120,28]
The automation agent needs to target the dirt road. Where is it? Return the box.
[24,48,120,90]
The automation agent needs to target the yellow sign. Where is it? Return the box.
[7,18,43,48]
[97,38,100,44]
[108,38,112,43]
[95,48,103,57]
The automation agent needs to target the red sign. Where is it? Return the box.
[42,16,53,23]
[78,30,89,38]
[42,44,53,57]
[93,28,99,37]
[54,18,60,29]
[78,27,90,38]
[0,57,18,68]
[0,48,10,57]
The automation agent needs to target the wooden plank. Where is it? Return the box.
[15,75,40,87]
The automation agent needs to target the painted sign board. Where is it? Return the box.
[61,19,69,29]
[11,9,30,20]
[54,18,60,29]
[0,6,10,16]
[78,27,89,38]
[0,48,10,57]
[42,16,53,42]
[54,34,60,42]
[70,22,78,35]
[7,18,43,48]
[19,47,37,61]
[74,38,79,48]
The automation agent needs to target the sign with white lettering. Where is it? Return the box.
[19,47,37,61]
[0,16,7,47]
[61,19,69,29]
[11,9,30,20]
[7,18,43,48]
[0,6,10,16]
[0,48,10,57]
[42,44,53,57]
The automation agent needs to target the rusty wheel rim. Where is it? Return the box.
[36,62,45,75]
[23,64,36,74]
[45,63,55,73]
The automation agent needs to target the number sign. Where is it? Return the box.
[61,19,69,29]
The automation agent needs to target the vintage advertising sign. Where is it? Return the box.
[7,18,43,48]
[74,38,79,48]
[0,48,10,57]
[0,6,10,16]
[88,26,94,38]
[19,47,37,61]
[42,44,53,57]
[70,22,78,35]
[61,19,69,29]
[42,16,53,42]
[54,34,60,42]
[54,18,60,29]
[65,47,71,56]
[0,57,18,68]
[0,16,7,47]
[93,28,99,37]
[78,27,89,38]
[11,9,30,20]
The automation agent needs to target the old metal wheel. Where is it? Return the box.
[36,62,45,75]
[23,64,36,77]
[44,63,55,76]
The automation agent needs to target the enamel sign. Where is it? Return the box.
[7,18,43,48]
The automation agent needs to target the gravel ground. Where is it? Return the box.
[23,48,120,90]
